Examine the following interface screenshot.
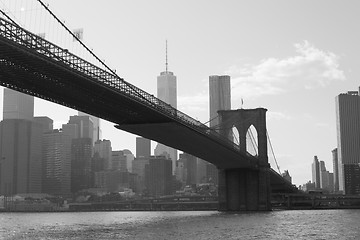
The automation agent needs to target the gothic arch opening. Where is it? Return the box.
[230,125,240,150]
[246,125,258,156]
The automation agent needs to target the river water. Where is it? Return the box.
[0,210,360,239]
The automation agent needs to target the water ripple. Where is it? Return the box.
[1,210,360,239]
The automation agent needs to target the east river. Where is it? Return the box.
[1,210,360,239]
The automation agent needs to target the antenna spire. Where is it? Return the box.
[166,40,168,72]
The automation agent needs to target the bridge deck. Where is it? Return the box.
[0,17,257,169]
[0,16,296,191]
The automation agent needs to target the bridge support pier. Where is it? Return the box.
[218,165,271,211]
[217,108,271,211]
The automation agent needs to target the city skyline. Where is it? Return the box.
[0,0,360,186]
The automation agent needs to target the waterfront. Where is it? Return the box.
[1,210,360,239]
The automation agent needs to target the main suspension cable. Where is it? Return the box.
[36,0,155,105]
[267,130,281,174]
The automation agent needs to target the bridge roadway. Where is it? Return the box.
[0,17,294,193]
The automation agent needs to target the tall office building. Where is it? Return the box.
[145,155,173,197]
[94,139,112,170]
[319,160,331,191]
[3,88,34,121]
[207,75,231,184]
[0,89,42,195]
[123,149,134,173]
[68,115,94,144]
[196,158,207,184]
[42,129,73,196]
[136,137,151,158]
[71,138,92,193]
[154,43,177,173]
[34,116,53,133]
[78,111,101,145]
[132,156,150,194]
[111,150,127,172]
[312,156,321,189]
[332,148,339,192]
[178,153,197,185]
[209,75,231,129]
[0,119,43,195]
[336,89,360,194]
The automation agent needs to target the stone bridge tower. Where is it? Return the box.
[217,108,271,211]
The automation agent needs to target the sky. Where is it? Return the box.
[0,0,360,186]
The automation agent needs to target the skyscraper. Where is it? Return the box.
[0,119,43,195]
[154,42,177,173]
[71,138,92,193]
[207,75,231,184]
[34,116,53,133]
[3,88,34,121]
[332,148,339,192]
[68,115,94,144]
[94,139,112,170]
[319,160,328,189]
[312,156,320,189]
[111,150,127,172]
[0,89,42,195]
[42,129,73,196]
[78,111,101,145]
[145,156,173,197]
[336,89,360,194]
[123,149,134,173]
[136,137,151,158]
[209,75,231,129]
[132,156,150,194]
[178,153,197,185]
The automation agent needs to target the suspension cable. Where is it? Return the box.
[248,128,258,155]
[0,7,20,27]
[209,115,238,130]
[36,0,112,74]
[267,130,281,174]
[35,0,150,103]
[231,128,239,146]
[203,115,219,126]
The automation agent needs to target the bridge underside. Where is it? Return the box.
[270,169,298,193]
[0,36,166,126]
[116,122,256,169]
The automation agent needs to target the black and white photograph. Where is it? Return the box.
[0,0,360,239]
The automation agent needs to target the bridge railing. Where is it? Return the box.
[0,17,247,156]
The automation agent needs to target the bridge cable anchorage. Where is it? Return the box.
[35,0,151,104]
[266,130,281,174]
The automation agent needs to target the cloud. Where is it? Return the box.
[267,111,292,121]
[177,92,208,117]
[228,40,346,100]
[177,41,345,120]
